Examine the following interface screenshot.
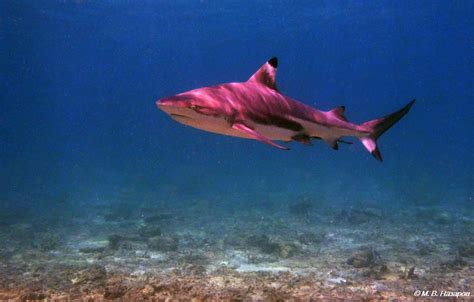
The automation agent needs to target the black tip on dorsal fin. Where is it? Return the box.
[268,57,278,68]
[329,105,347,121]
[248,57,279,91]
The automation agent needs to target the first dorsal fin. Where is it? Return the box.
[248,57,278,91]
[329,106,347,121]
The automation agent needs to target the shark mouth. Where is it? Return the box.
[170,113,192,119]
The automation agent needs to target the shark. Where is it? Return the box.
[156,57,414,161]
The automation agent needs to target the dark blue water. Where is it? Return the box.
[2,1,472,208]
[0,2,473,298]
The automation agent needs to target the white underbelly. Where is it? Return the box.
[173,113,297,141]
[291,117,358,139]
[173,111,359,143]
[246,121,296,141]
[173,114,238,136]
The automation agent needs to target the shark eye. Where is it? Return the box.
[190,105,216,116]
[191,105,203,111]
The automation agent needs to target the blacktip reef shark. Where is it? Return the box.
[156,57,414,161]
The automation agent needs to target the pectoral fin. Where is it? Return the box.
[232,122,289,150]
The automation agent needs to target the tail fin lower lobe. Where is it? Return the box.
[359,99,415,161]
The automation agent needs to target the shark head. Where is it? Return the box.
[156,90,229,130]
[156,57,279,128]
[156,94,194,120]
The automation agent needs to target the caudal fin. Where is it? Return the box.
[359,99,415,162]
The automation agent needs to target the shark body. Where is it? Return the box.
[156,57,414,161]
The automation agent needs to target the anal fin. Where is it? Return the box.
[323,137,339,150]
[232,122,289,150]
[292,134,312,146]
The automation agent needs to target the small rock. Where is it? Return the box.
[138,224,162,238]
[432,212,452,225]
[181,253,209,265]
[261,242,281,254]
[79,246,106,254]
[148,235,178,252]
[71,265,107,285]
[182,263,206,276]
[144,213,173,223]
[371,282,388,292]
[457,241,474,257]
[35,232,62,251]
[245,235,281,254]
[108,234,123,250]
[104,284,127,299]
[441,253,467,270]
[246,234,270,247]
[19,293,49,301]
[289,197,313,216]
[279,243,299,258]
[327,277,347,285]
[414,240,436,256]
[78,239,109,254]
[297,232,326,245]
[406,266,417,279]
[149,252,167,261]
[347,248,382,268]
[130,269,147,277]
[142,284,155,296]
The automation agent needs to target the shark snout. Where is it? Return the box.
[156,97,190,109]
[156,97,194,121]
[156,99,173,109]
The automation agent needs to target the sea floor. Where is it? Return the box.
[0,195,472,301]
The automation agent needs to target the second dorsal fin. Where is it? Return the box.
[248,57,278,91]
[329,106,347,121]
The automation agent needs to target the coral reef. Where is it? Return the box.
[0,201,472,300]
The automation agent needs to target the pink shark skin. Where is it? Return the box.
[156,57,414,161]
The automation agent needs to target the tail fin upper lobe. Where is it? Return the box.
[359,99,415,162]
